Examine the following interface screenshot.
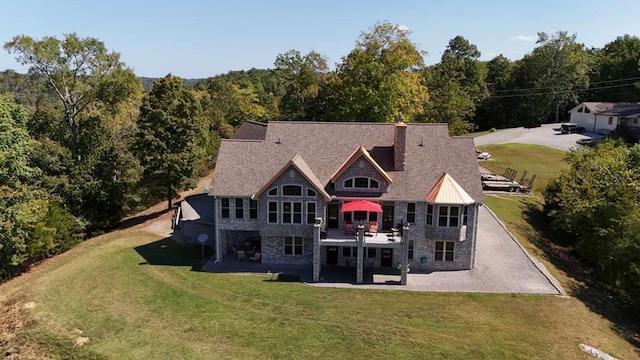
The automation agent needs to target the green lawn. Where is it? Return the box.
[2,230,637,359]
[469,128,504,137]
[476,143,567,194]
[1,144,639,359]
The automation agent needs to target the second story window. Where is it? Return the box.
[426,204,434,225]
[221,198,230,218]
[438,205,459,227]
[268,187,278,196]
[268,201,278,223]
[406,203,416,223]
[354,177,368,188]
[282,185,302,196]
[344,177,379,189]
[282,201,302,224]
[307,188,316,197]
[235,198,244,219]
[462,205,468,226]
[306,202,316,224]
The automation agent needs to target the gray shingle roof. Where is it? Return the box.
[210,122,483,203]
[232,120,267,140]
[580,102,640,117]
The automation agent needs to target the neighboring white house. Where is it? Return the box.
[568,102,640,134]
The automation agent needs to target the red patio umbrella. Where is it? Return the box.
[340,200,383,213]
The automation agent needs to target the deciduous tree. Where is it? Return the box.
[327,22,429,122]
[0,94,47,278]
[423,36,486,135]
[529,32,590,122]
[588,35,640,102]
[275,49,328,120]
[4,33,137,144]
[135,75,200,209]
[545,140,640,310]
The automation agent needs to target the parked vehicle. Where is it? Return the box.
[476,151,491,160]
[560,123,585,134]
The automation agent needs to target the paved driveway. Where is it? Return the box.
[473,123,603,151]
[309,205,563,294]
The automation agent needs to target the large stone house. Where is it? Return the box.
[207,119,483,282]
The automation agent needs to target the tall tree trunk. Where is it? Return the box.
[68,113,78,143]
[555,92,560,123]
[167,164,172,210]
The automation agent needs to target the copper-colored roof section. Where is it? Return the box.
[330,145,393,184]
[252,153,332,202]
[425,173,475,205]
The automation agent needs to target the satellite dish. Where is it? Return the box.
[197,234,208,243]
[204,185,211,191]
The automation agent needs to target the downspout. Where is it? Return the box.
[470,203,480,269]
[214,196,221,263]
[593,113,597,133]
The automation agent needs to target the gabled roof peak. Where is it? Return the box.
[330,145,393,184]
[252,153,331,202]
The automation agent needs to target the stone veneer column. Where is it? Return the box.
[313,217,322,282]
[400,225,410,285]
[356,225,365,284]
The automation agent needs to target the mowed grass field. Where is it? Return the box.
[1,144,638,359]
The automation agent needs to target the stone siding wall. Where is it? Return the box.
[262,235,314,265]
[420,203,478,271]
[238,165,324,265]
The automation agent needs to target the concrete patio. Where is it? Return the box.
[201,205,563,295]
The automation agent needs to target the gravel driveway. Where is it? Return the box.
[473,123,603,151]
[308,206,563,294]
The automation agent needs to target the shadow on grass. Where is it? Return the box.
[134,237,213,272]
[119,208,171,230]
[522,202,640,350]
[264,273,302,282]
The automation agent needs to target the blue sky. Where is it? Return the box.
[1,0,639,78]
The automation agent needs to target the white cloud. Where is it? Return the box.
[397,24,410,33]
[511,35,537,42]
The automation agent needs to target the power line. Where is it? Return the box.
[490,76,640,94]
[487,82,639,99]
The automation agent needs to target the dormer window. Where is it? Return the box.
[344,177,379,189]
[268,187,278,196]
[354,177,368,188]
[282,185,302,196]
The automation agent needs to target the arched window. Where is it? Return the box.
[344,177,379,189]
[282,185,302,196]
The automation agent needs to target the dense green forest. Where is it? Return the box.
[1,22,640,296]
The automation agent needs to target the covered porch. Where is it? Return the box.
[312,221,410,285]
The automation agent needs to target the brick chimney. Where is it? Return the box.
[393,111,407,171]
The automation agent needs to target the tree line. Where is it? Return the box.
[546,140,640,313]
[1,22,639,281]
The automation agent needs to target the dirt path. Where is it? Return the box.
[121,175,211,237]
